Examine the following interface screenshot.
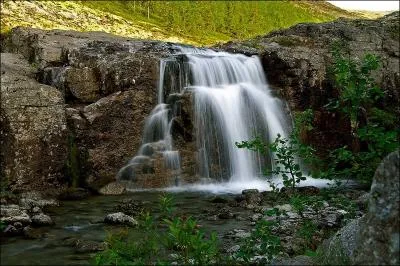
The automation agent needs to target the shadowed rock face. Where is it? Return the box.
[1,27,178,193]
[219,12,399,156]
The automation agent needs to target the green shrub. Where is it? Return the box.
[237,133,307,190]
[235,219,281,263]
[94,194,219,265]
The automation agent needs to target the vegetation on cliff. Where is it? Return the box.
[1,1,365,45]
[239,48,399,187]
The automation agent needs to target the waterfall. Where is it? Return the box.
[118,47,291,191]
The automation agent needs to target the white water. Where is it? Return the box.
[120,47,331,193]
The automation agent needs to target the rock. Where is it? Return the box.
[74,240,107,253]
[13,222,23,229]
[272,255,315,265]
[58,188,91,200]
[320,217,364,265]
[115,199,144,217]
[20,197,58,211]
[275,204,292,213]
[285,212,300,220]
[1,52,68,194]
[99,182,126,195]
[104,212,138,227]
[226,244,240,254]
[319,213,343,228]
[217,207,234,219]
[210,196,230,204]
[231,229,251,239]
[3,224,21,236]
[206,215,218,221]
[2,27,178,193]
[251,213,263,222]
[31,207,42,214]
[220,13,399,157]
[62,237,107,253]
[23,226,47,239]
[355,192,370,210]
[353,150,399,265]
[31,214,53,226]
[242,189,262,205]
[1,204,23,217]
[0,205,31,224]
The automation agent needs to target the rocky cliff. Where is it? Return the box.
[220,12,399,155]
[1,12,399,194]
[1,28,178,194]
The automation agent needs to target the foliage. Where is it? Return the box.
[163,216,219,265]
[0,221,7,231]
[235,218,281,263]
[158,193,175,217]
[237,133,307,189]
[322,49,400,183]
[1,1,359,45]
[95,229,159,265]
[95,194,219,265]
[297,219,318,246]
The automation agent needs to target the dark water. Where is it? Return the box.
[1,191,252,265]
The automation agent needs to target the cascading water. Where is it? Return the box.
[119,47,300,193]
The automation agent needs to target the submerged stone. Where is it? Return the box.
[104,212,138,227]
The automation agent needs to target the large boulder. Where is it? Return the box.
[320,150,399,265]
[353,150,399,265]
[0,53,67,194]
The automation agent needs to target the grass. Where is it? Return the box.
[1,1,365,46]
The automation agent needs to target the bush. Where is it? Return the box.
[236,133,307,190]
[94,195,219,265]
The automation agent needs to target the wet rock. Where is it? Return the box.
[31,214,53,226]
[99,182,126,195]
[115,199,144,217]
[62,237,107,253]
[217,207,234,219]
[3,224,21,236]
[242,189,262,205]
[20,198,58,211]
[23,226,47,239]
[210,196,230,204]
[74,239,107,253]
[0,205,31,225]
[31,207,42,214]
[104,212,138,227]
[206,215,218,221]
[19,192,59,211]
